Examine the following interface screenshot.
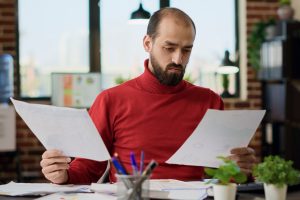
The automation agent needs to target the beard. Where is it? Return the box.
[150,54,185,86]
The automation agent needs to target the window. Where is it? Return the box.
[19,0,89,97]
[100,0,237,95]
[171,0,237,95]
[18,0,238,97]
[99,0,159,89]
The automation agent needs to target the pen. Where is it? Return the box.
[141,159,158,177]
[130,152,139,175]
[111,156,133,190]
[140,150,144,175]
[111,157,128,175]
[114,153,128,174]
[127,160,158,199]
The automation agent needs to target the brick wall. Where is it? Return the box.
[0,0,46,183]
[0,0,19,183]
[237,0,279,160]
[0,0,279,183]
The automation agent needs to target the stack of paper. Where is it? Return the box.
[90,179,210,200]
[35,193,117,200]
[0,182,90,196]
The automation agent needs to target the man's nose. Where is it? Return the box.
[172,51,183,65]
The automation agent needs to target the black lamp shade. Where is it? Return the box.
[222,50,235,66]
[130,3,150,19]
[217,50,239,74]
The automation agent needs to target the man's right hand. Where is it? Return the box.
[40,149,71,184]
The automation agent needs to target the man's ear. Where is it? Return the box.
[143,35,152,52]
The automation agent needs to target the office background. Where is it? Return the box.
[0,0,300,183]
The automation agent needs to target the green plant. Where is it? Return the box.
[279,0,290,6]
[205,156,247,185]
[248,19,275,72]
[253,155,300,187]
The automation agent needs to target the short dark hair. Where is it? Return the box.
[146,7,196,39]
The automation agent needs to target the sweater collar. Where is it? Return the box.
[137,59,187,94]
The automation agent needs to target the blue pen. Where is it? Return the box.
[130,152,139,175]
[111,157,127,175]
[140,150,144,174]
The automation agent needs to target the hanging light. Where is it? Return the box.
[128,2,151,25]
[216,50,239,75]
[216,50,239,98]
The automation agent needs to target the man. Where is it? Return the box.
[40,7,256,184]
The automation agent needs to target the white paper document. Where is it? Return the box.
[166,109,266,168]
[149,179,208,200]
[90,180,209,200]
[11,98,110,161]
[36,193,117,200]
[0,182,90,196]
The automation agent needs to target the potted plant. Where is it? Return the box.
[277,0,294,21]
[253,155,300,200]
[205,156,247,200]
[248,19,275,73]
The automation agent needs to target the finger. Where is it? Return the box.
[45,170,67,183]
[42,163,69,174]
[40,157,71,168]
[230,147,255,155]
[42,150,64,159]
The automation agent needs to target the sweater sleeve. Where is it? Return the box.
[67,91,114,184]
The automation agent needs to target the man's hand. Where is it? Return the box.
[40,149,71,184]
[228,147,257,176]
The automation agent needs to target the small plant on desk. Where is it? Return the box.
[253,155,300,200]
[205,156,247,200]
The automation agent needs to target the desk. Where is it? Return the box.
[1,191,300,200]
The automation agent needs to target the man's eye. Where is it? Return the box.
[183,49,192,53]
[164,47,174,52]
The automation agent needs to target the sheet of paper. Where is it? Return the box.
[166,109,266,168]
[36,193,117,200]
[90,183,117,196]
[149,179,210,191]
[91,180,208,200]
[0,182,90,196]
[11,98,110,161]
[149,179,208,200]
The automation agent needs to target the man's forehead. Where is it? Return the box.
[159,15,193,28]
[153,18,195,43]
[155,17,195,36]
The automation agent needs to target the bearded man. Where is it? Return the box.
[40,7,256,184]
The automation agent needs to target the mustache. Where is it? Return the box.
[166,63,184,70]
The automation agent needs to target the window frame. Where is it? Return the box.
[16,0,240,99]
[16,0,98,100]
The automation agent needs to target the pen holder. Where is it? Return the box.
[115,174,149,200]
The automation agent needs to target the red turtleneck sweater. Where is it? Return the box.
[67,60,224,184]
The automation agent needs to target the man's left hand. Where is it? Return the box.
[228,147,256,176]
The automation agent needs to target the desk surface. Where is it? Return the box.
[1,191,300,200]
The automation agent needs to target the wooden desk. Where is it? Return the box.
[1,191,300,200]
[236,191,300,200]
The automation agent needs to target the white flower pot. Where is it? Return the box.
[213,183,237,200]
[277,5,294,20]
[264,183,287,200]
